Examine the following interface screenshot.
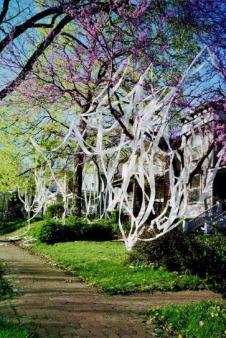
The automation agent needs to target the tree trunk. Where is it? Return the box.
[72,108,89,217]
[72,151,84,217]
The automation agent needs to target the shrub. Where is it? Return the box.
[37,219,68,244]
[65,216,117,241]
[189,235,226,290]
[129,228,226,292]
[128,227,190,269]
[46,202,64,218]
[65,215,86,227]
[30,220,47,239]
[65,216,87,239]
[83,220,115,241]
[37,217,117,244]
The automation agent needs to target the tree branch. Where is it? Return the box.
[188,142,214,184]
[0,0,10,24]
[0,15,72,101]
[107,87,134,140]
[32,13,62,28]
[0,5,65,53]
[62,32,88,50]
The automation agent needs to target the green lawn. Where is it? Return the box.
[33,241,204,294]
[147,301,226,338]
[0,219,43,239]
[0,219,27,236]
[0,318,34,338]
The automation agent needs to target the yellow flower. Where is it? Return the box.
[211,312,215,318]
[178,335,183,338]
[199,321,204,327]
[224,330,226,335]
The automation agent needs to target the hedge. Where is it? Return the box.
[129,228,226,293]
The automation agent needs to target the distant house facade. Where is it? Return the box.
[182,100,226,218]
[115,100,226,222]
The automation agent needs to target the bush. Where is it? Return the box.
[37,217,117,244]
[128,227,190,269]
[129,228,226,292]
[46,202,64,218]
[38,219,68,244]
[65,216,87,240]
[65,215,86,227]
[189,235,226,290]
[83,219,115,241]
[66,216,117,241]
[30,220,48,238]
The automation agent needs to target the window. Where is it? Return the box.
[188,175,201,203]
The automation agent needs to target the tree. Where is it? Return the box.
[0,121,24,222]
[1,0,140,101]
[0,0,225,247]
[0,149,20,192]
[0,0,225,102]
[65,53,225,249]
[4,0,223,219]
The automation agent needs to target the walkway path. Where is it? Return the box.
[0,243,222,338]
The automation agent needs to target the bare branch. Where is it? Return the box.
[0,15,72,100]
[0,0,10,24]
[0,5,65,53]
[62,32,88,50]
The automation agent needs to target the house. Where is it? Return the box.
[180,100,226,232]
[45,100,226,232]
[182,101,226,216]
[110,100,226,231]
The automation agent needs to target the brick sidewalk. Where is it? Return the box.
[0,243,222,337]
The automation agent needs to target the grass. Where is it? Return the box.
[1,220,214,295]
[0,318,35,338]
[0,219,44,239]
[147,301,226,338]
[32,241,204,294]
